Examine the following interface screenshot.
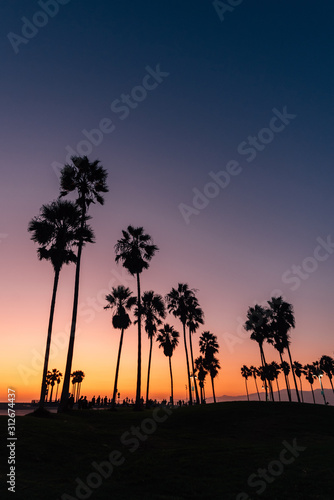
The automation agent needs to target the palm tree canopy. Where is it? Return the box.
[186,296,204,333]
[244,304,271,346]
[199,331,219,361]
[281,361,291,375]
[28,200,94,272]
[165,283,198,325]
[135,291,166,338]
[206,355,221,379]
[60,156,108,210]
[115,226,158,276]
[156,324,179,358]
[293,361,304,378]
[241,365,251,380]
[320,355,334,379]
[105,286,136,330]
[267,296,295,348]
[194,356,208,385]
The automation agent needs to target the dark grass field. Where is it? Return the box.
[1,401,333,500]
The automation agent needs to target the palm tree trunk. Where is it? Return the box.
[210,374,216,403]
[183,323,192,405]
[146,336,153,407]
[39,268,60,409]
[135,272,142,410]
[199,384,203,404]
[286,346,301,403]
[276,378,281,401]
[112,328,124,408]
[55,382,60,402]
[254,376,261,401]
[188,328,200,404]
[259,347,268,401]
[328,376,334,394]
[169,356,174,406]
[49,384,54,403]
[310,384,315,404]
[58,241,83,412]
[245,379,249,401]
[279,352,291,402]
[299,378,304,402]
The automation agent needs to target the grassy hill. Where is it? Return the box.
[0,401,333,500]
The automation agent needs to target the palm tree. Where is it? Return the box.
[59,156,108,412]
[205,355,221,403]
[304,364,316,404]
[186,296,204,405]
[313,361,327,405]
[293,361,305,402]
[47,368,62,402]
[244,304,273,401]
[136,291,166,407]
[55,371,63,402]
[115,226,158,410]
[199,331,220,403]
[194,356,208,403]
[241,365,252,401]
[270,361,281,401]
[105,286,136,408]
[28,199,85,410]
[250,365,261,401]
[280,361,291,401]
[156,324,179,406]
[71,370,85,402]
[166,284,198,405]
[320,355,334,393]
[267,297,300,403]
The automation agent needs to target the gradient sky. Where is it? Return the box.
[1,1,334,402]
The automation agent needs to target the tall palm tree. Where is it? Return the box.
[59,156,108,412]
[250,365,261,401]
[241,365,252,401]
[28,199,86,410]
[105,286,136,408]
[199,331,220,403]
[55,371,63,402]
[244,304,273,401]
[267,297,300,403]
[280,361,291,401]
[320,355,334,393]
[304,364,316,404]
[134,291,166,407]
[186,296,204,405]
[270,361,281,401]
[293,361,305,402]
[156,324,179,406]
[115,226,158,410]
[166,284,198,405]
[194,356,208,403]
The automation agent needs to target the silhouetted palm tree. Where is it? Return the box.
[55,371,62,402]
[241,365,252,401]
[270,361,281,401]
[166,284,197,405]
[304,364,316,404]
[267,297,300,403]
[59,156,108,412]
[293,361,305,402]
[244,304,272,401]
[312,361,327,405]
[280,361,291,400]
[115,226,158,410]
[186,296,204,405]
[250,365,261,401]
[136,291,166,407]
[28,199,85,410]
[105,286,136,408]
[195,356,208,403]
[199,331,220,403]
[320,355,334,393]
[156,324,179,406]
[47,368,62,402]
[71,370,85,402]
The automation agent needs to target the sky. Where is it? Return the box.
[1,0,334,403]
